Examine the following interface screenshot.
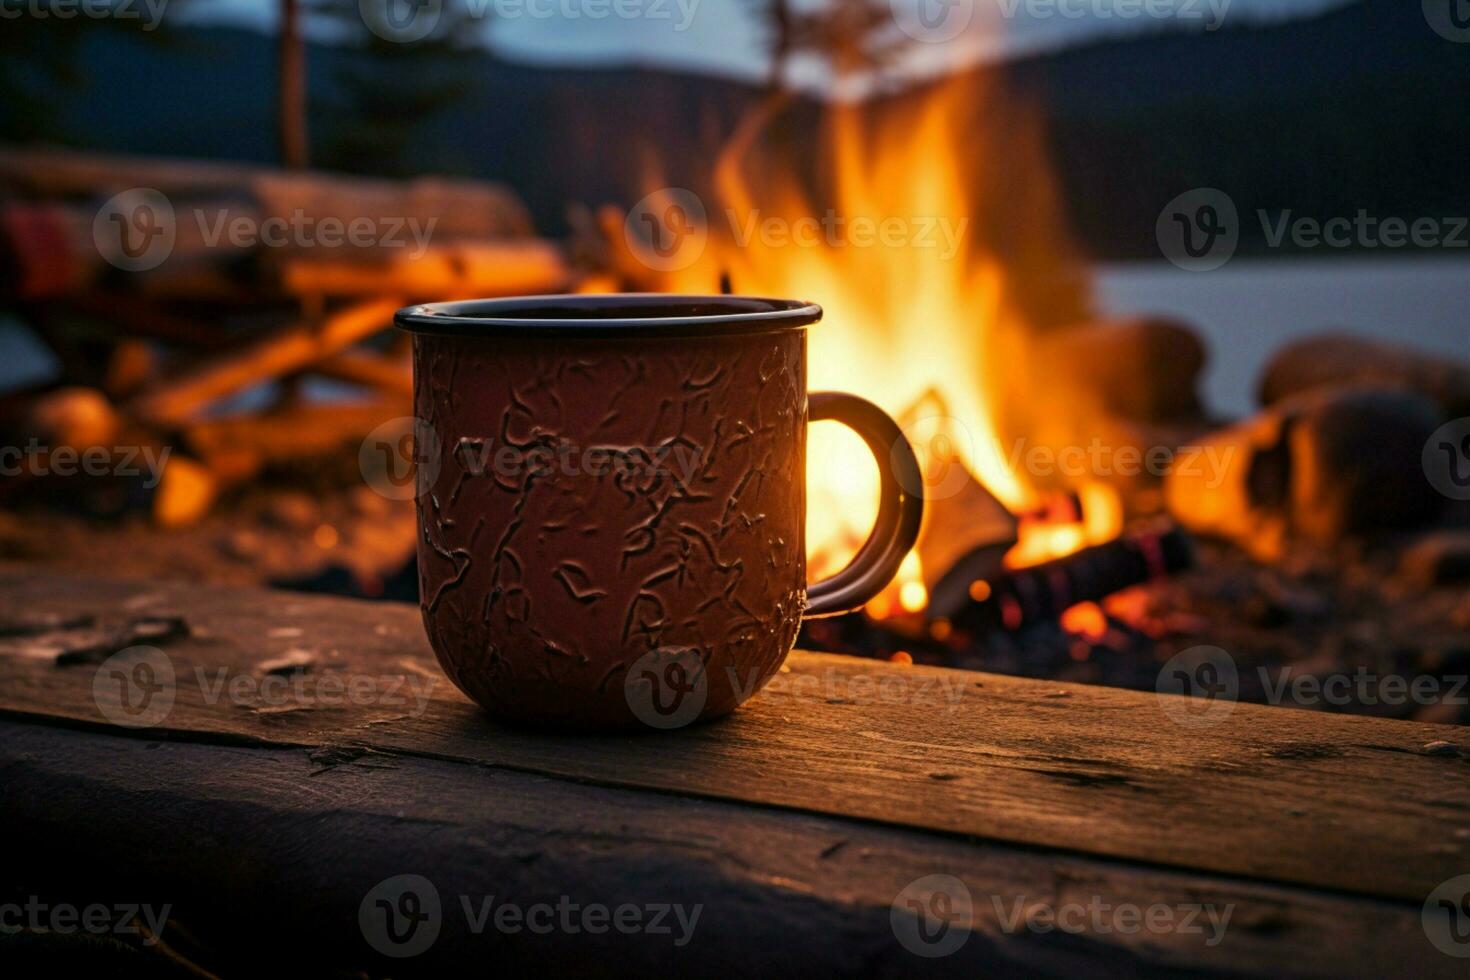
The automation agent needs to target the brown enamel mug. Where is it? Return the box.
[396,294,923,730]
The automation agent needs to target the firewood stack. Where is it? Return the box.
[0,146,578,525]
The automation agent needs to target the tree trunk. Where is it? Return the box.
[278,0,309,169]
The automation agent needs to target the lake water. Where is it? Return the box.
[1095,256,1470,417]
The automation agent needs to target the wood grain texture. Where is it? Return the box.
[0,569,1466,910]
[0,722,1451,979]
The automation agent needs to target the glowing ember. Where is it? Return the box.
[1060,601,1108,641]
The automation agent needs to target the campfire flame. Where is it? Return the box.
[644,75,1121,615]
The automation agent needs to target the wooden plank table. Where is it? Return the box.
[0,569,1466,977]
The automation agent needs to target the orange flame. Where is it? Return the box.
[646,74,1117,608]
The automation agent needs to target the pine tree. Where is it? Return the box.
[306,0,478,176]
[0,0,186,144]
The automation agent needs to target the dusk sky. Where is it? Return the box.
[183,0,1354,83]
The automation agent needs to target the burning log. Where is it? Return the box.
[575,203,671,293]
[940,523,1194,633]
[184,397,407,475]
[899,390,1021,600]
[1002,319,1214,516]
[0,198,267,302]
[0,148,559,528]
[1165,386,1444,557]
[280,240,571,300]
[0,146,533,240]
[0,146,541,303]
[311,350,413,397]
[128,298,402,427]
[0,197,564,304]
[152,456,219,529]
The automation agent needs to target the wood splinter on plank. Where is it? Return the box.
[0,612,189,665]
[257,649,317,676]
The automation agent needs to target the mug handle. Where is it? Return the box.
[804,392,925,618]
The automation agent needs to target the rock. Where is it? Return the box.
[1289,386,1442,543]
[1399,531,1470,587]
[1421,740,1460,757]
[1260,332,1470,416]
[1037,317,1207,423]
[1166,386,1443,554]
[152,457,218,528]
[25,386,120,449]
[1165,412,1290,560]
